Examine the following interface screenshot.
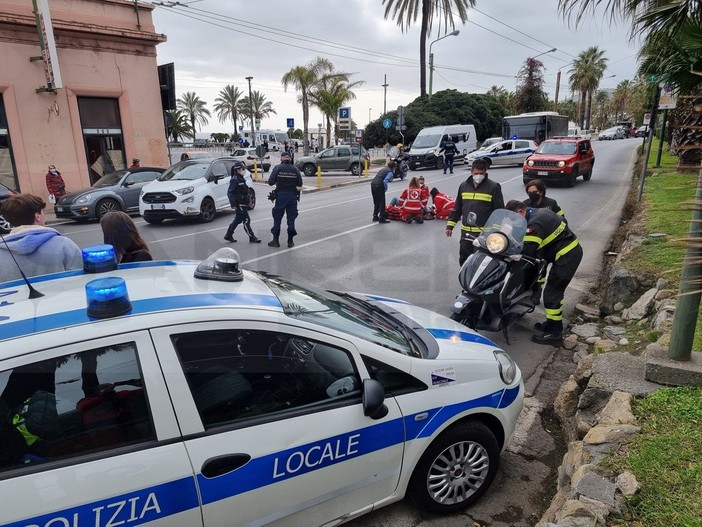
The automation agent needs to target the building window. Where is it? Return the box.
[78,97,125,184]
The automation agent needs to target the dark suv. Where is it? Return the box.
[523,137,595,187]
[295,145,370,177]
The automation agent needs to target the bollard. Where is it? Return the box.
[364,159,368,177]
[317,165,322,187]
[253,161,259,180]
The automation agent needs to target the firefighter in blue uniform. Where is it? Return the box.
[267,150,303,248]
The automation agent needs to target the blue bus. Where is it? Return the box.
[502,112,569,143]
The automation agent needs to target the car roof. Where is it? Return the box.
[0,261,282,345]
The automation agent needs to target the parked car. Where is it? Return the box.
[464,139,538,167]
[230,148,271,172]
[523,137,595,187]
[139,157,255,224]
[0,182,18,233]
[0,246,523,526]
[193,138,210,148]
[178,151,215,161]
[54,167,166,222]
[295,145,370,177]
[634,125,651,138]
[598,127,625,140]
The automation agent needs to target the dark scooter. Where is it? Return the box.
[388,145,408,181]
[450,209,545,343]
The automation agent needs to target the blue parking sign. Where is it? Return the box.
[238,137,244,145]
[339,107,350,119]
[287,118,295,128]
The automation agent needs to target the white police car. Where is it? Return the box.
[465,139,538,167]
[0,247,523,527]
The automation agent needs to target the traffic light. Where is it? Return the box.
[158,62,176,111]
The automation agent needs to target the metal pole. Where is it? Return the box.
[654,108,668,168]
[637,85,661,202]
[553,69,561,113]
[246,76,255,147]
[668,169,702,361]
[382,74,388,116]
[428,52,434,100]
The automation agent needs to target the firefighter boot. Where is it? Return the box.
[268,236,280,248]
[287,236,295,248]
[532,320,563,346]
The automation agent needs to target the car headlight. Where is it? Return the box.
[558,161,566,167]
[174,186,194,196]
[527,159,534,167]
[494,350,517,384]
[75,194,92,204]
[485,232,508,254]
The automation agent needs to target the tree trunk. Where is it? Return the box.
[326,115,332,150]
[419,0,430,98]
[585,90,593,131]
[302,93,310,156]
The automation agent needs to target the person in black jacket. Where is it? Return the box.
[370,160,395,223]
[445,158,504,265]
[100,211,153,263]
[268,151,303,247]
[523,179,565,218]
[505,200,583,346]
[440,135,459,174]
[224,161,261,243]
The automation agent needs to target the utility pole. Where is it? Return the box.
[382,75,388,116]
[246,76,255,147]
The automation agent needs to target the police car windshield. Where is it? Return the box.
[259,274,414,355]
[158,163,208,181]
[412,134,442,148]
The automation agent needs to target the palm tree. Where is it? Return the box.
[309,73,364,148]
[165,109,193,142]
[213,85,244,140]
[569,47,607,130]
[177,91,211,136]
[240,90,277,124]
[282,57,334,155]
[612,79,633,122]
[382,0,475,97]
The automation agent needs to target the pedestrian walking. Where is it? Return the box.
[129,158,141,169]
[370,160,395,223]
[45,164,67,201]
[267,151,303,248]
[445,158,504,265]
[440,135,459,174]
[224,161,261,244]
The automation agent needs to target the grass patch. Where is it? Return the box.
[609,387,702,527]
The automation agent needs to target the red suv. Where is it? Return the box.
[523,137,595,187]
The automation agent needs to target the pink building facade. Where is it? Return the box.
[0,0,168,198]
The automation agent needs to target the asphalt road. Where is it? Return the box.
[57,138,639,526]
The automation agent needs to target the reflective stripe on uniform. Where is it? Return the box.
[540,221,566,249]
[461,225,482,232]
[460,192,493,202]
[555,239,579,261]
[545,306,563,321]
[446,220,457,228]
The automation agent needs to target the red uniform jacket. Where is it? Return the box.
[398,186,423,219]
[433,192,456,219]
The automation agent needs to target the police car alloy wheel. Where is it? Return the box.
[408,421,499,513]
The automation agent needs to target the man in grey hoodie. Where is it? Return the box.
[0,194,82,283]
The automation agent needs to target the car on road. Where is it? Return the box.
[523,136,595,187]
[139,157,255,224]
[54,167,166,222]
[0,182,18,233]
[634,125,650,138]
[480,137,504,149]
[598,127,625,140]
[0,246,523,526]
[178,151,215,161]
[295,144,370,177]
[230,148,271,172]
[464,139,538,167]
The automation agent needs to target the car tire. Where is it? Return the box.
[523,175,532,185]
[0,213,11,234]
[567,167,578,188]
[303,164,316,177]
[436,158,444,170]
[350,162,360,177]
[409,165,417,171]
[96,198,121,220]
[198,197,216,222]
[144,216,163,225]
[407,421,499,514]
[583,161,593,181]
[247,188,256,210]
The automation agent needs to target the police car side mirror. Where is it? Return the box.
[362,379,388,420]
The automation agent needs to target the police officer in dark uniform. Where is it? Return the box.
[440,135,459,174]
[268,150,303,248]
[505,199,583,346]
[224,161,261,244]
[370,160,395,223]
[445,158,504,265]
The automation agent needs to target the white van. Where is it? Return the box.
[408,124,477,171]
[241,130,288,152]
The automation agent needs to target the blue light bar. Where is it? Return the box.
[82,244,117,273]
[85,277,132,318]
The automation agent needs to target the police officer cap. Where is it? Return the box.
[232,161,246,172]
[280,151,291,158]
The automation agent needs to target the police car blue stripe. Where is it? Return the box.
[0,293,282,341]
[498,385,521,409]
[2,476,199,527]
[365,294,410,304]
[426,328,497,347]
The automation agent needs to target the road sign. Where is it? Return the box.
[239,125,243,131]
[395,125,407,131]
[382,118,392,129]
[339,107,351,119]
[255,118,261,129]
[658,83,677,110]
[238,137,244,145]
[286,118,295,128]
[355,130,364,140]
[255,144,266,158]
[397,105,405,127]
[643,112,651,126]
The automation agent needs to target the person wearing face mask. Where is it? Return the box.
[505,199,582,346]
[445,158,504,265]
[45,165,67,200]
[523,179,565,219]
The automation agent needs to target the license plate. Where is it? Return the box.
[151,204,166,210]
[55,206,65,212]
[537,171,548,176]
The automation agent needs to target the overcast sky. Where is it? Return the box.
[150,0,640,134]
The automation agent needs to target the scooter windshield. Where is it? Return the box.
[477,209,527,256]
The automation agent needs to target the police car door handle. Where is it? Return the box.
[201,453,252,479]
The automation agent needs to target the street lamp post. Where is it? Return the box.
[245,76,255,147]
[529,47,557,61]
[428,30,460,100]
[368,108,372,124]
